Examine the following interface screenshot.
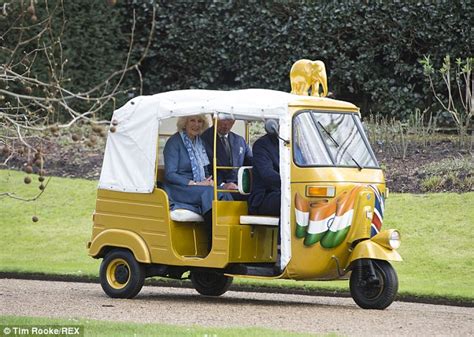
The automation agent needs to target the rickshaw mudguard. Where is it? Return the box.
[346,239,402,269]
[88,229,151,263]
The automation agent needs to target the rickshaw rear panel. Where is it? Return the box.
[90,190,277,268]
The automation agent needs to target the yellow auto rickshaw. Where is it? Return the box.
[88,60,402,309]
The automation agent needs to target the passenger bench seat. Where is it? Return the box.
[239,215,279,226]
[170,209,204,222]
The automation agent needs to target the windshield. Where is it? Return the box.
[293,111,378,168]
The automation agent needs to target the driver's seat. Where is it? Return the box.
[237,166,279,227]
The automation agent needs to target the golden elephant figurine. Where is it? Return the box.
[290,59,328,97]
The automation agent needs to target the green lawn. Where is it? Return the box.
[0,316,324,337]
[0,170,100,276]
[1,169,473,300]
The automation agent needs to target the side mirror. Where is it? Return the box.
[264,119,290,145]
[264,119,279,135]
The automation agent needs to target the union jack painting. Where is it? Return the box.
[369,185,384,237]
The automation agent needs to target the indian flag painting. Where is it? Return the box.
[294,186,365,248]
[304,200,335,247]
[295,193,310,238]
[369,185,384,237]
[320,187,361,249]
[293,185,386,248]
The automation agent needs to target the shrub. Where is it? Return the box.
[421,176,444,192]
[125,1,472,121]
[420,157,473,177]
[418,157,473,192]
[2,1,471,123]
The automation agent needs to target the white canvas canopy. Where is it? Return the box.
[99,88,302,269]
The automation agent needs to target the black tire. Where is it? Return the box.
[350,259,398,310]
[99,249,145,299]
[190,270,233,296]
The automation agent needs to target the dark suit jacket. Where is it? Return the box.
[201,126,252,185]
[248,134,280,213]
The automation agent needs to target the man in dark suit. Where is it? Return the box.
[248,133,280,216]
[201,118,252,198]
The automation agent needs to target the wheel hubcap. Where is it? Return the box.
[359,269,384,299]
[115,265,129,284]
[106,258,130,289]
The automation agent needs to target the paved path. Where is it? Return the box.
[1,279,473,336]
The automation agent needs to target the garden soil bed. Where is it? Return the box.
[373,140,472,193]
[2,136,472,193]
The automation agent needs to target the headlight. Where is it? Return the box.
[389,230,401,249]
[370,229,401,250]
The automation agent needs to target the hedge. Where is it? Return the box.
[128,1,472,120]
[1,1,472,121]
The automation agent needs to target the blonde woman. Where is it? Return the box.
[163,115,232,249]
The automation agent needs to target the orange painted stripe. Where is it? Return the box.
[295,192,310,212]
[310,201,336,221]
[336,186,362,216]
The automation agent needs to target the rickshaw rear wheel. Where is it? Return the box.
[349,259,398,310]
[99,249,145,299]
[191,270,233,296]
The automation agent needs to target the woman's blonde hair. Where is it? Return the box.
[176,114,212,134]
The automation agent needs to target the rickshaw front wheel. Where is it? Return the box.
[99,249,145,299]
[349,259,398,310]
[191,270,233,296]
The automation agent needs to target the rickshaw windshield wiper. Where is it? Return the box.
[317,121,363,170]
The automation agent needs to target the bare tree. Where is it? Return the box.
[0,0,156,201]
[420,55,473,148]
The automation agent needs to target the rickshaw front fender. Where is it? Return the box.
[88,229,151,263]
[346,240,402,270]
